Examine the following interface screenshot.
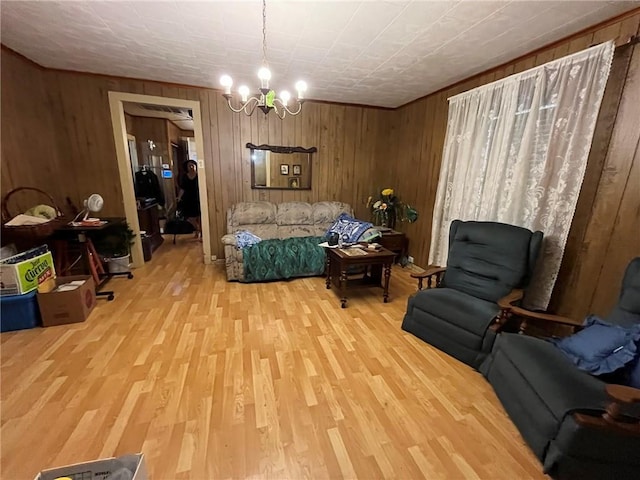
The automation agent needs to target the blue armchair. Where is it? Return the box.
[401,220,543,368]
[480,258,640,479]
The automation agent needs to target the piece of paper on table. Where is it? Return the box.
[56,285,79,292]
[318,241,339,248]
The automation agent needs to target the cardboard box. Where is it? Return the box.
[34,453,147,480]
[37,275,96,327]
[0,247,55,296]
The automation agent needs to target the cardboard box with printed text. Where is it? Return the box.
[34,453,147,480]
[0,248,55,296]
[37,275,96,327]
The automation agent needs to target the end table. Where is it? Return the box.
[379,230,408,264]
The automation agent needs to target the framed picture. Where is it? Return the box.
[288,177,300,188]
[280,164,289,175]
[292,164,301,176]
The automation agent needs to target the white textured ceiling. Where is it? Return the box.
[2,1,638,108]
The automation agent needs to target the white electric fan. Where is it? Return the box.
[83,194,104,221]
[73,194,104,222]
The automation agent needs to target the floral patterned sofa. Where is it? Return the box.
[222,201,353,282]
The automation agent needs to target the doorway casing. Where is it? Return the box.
[108,92,212,267]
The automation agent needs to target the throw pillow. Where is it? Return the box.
[325,213,373,244]
[550,315,640,376]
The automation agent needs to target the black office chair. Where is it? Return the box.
[401,219,543,368]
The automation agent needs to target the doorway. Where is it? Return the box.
[108,92,211,268]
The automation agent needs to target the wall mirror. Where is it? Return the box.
[248,143,315,190]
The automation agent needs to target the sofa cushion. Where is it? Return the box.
[326,213,373,243]
[278,225,317,239]
[277,202,313,226]
[313,202,351,224]
[550,315,640,375]
[230,201,276,227]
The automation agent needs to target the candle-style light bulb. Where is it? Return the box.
[295,80,308,99]
[238,85,250,103]
[280,90,291,106]
[220,75,233,95]
[258,67,272,89]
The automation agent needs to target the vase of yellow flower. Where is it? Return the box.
[366,188,418,229]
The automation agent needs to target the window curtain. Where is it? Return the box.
[430,41,614,310]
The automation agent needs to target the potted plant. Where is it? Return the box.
[93,222,136,273]
[366,188,418,230]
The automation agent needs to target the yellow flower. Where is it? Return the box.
[381,188,394,196]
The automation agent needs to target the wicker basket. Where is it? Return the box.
[1,187,64,248]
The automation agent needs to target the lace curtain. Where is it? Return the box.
[430,41,614,310]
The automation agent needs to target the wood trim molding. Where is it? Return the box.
[305,99,395,111]
[1,44,45,70]
[108,91,212,265]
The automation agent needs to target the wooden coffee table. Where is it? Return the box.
[325,245,396,308]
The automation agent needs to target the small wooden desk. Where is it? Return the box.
[325,246,396,308]
[54,218,133,301]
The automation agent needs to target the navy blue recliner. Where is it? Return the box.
[480,257,640,479]
[401,220,543,369]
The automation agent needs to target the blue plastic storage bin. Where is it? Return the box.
[0,290,42,332]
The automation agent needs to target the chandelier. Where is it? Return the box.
[219,0,307,119]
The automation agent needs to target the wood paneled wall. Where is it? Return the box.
[130,116,170,169]
[384,12,640,319]
[0,51,69,216]
[0,50,387,258]
[124,113,134,134]
[166,121,181,145]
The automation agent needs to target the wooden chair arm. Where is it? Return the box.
[409,266,446,279]
[410,266,446,290]
[492,289,524,332]
[607,384,640,404]
[508,305,583,330]
[497,289,524,309]
[574,385,640,435]
[494,295,581,335]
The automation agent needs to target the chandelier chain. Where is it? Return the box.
[262,0,268,67]
[220,0,306,119]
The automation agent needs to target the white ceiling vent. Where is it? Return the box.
[140,105,191,117]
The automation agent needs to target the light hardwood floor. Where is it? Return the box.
[1,239,545,479]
